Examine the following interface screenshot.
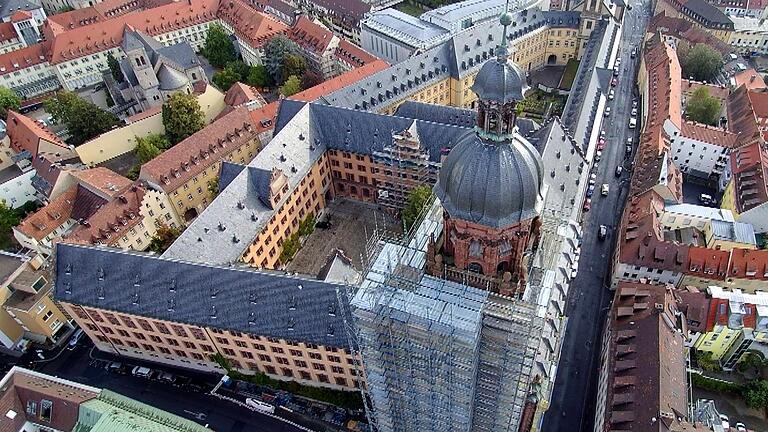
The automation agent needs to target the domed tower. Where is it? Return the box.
[431,10,545,295]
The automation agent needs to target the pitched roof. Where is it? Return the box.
[63,184,146,246]
[0,0,39,19]
[727,85,762,145]
[728,248,768,281]
[0,22,17,43]
[15,185,78,241]
[6,111,67,156]
[288,58,389,102]
[334,39,378,67]
[223,82,266,109]
[140,106,257,192]
[729,140,768,212]
[308,0,370,26]
[647,11,733,55]
[0,43,48,78]
[69,167,132,199]
[682,0,734,28]
[54,243,353,348]
[680,121,738,148]
[46,0,219,64]
[681,79,729,100]
[600,283,689,432]
[733,68,767,91]
[47,0,169,31]
[288,16,335,53]
[217,0,287,50]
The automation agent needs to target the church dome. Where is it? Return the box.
[434,129,544,228]
[471,56,529,104]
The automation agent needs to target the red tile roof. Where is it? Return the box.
[681,79,729,100]
[63,183,146,246]
[224,82,266,108]
[217,0,287,50]
[727,85,762,145]
[289,58,389,102]
[729,141,768,212]
[0,43,49,77]
[684,246,729,280]
[6,111,67,156]
[748,88,768,119]
[248,101,279,133]
[0,22,17,43]
[68,167,132,199]
[15,185,78,241]
[140,106,258,192]
[680,121,738,148]
[288,16,335,53]
[46,0,219,64]
[733,68,767,91]
[705,297,730,330]
[647,11,733,55]
[728,248,768,281]
[10,10,31,22]
[334,39,378,67]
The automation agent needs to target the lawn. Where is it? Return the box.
[396,1,424,16]
[559,59,580,90]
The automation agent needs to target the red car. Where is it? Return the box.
[583,198,592,212]
[611,78,618,87]
[597,139,606,151]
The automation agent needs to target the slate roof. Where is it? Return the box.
[395,101,477,128]
[682,0,734,28]
[54,243,352,348]
[156,43,200,70]
[362,9,449,48]
[164,101,470,264]
[219,161,246,191]
[0,0,40,20]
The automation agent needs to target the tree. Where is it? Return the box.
[301,70,322,89]
[212,65,241,91]
[0,87,20,119]
[207,176,219,198]
[264,35,300,84]
[148,225,182,253]
[745,380,768,409]
[162,93,205,144]
[686,87,721,126]
[695,350,721,372]
[44,91,120,146]
[283,54,306,81]
[247,65,273,88]
[680,43,723,82]
[135,136,162,164]
[106,52,124,83]
[0,200,20,250]
[226,61,250,81]
[56,5,75,12]
[279,75,302,97]
[402,186,434,232]
[202,24,237,68]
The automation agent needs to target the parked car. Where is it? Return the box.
[601,184,610,196]
[735,422,747,432]
[597,140,605,151]
[604,107,611,117]
[595,151,602,162]
[67,329,85,350]
[611,77,618,87]
[107,362,125,373]
[131,366,152,378]
[615,166,623,176]
[629,117,637,128]
[699,193,713,204]
[615,57,621,65]
[246,398,276,414]
[587,184,595,197]
[627,137,633,146]
[632,99,638,108]
[609,89,615,99]
[630,49,636,58]
[720,414,730,430]
[589,173,597,185]
[613,68,619,77]
[598,225,608,240]
[158,372,176,384]
[631,108,638,116]
[626,145,632,155]
[600,130,606,138]
[583,198,592,212]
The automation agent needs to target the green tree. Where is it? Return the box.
[44,91,120,146]
[247,64,273,88]
[212,65,241,91]
[695,350,721,372]
[264,35,300,84]
[680,43,723,82]
[0,87,20,119]
[135,136,162,164]
[0,200,20,249]
[227,60,250,81]
[280,75,302,97]
[402,186,434,232]
[686,87,721,126]
[283,54,306,82]
[161,93,205,145]
[106,52,124,83]
[745,380,768,409]
[202,24,237,68]
[148,225,182,253]
[207,176,219,198]
[136,133,170,150]
[56,5,75,12]
[301,70,322,89]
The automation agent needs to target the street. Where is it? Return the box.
[541,1,652,431]
[34,341,311,432]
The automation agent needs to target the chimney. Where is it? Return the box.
[751,75,756,83]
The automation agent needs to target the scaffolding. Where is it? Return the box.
[372,123,439,214]
[348,199,545,432]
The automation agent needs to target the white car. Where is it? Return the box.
[720,414,730,430]
[604,107,611,117]
[589,173,597,185]
[631,108,638,116]
[131,366,152,378]
[632,99,638,108]
[608,89,615,100]
[246,398,275,414]
[601,184,610,196]
[595,151,603,162]
[629,118,637,129]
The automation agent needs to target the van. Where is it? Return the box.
[629,118,637,129]
[67,329,84,350]
[246,398,275,414]
[131,366,152,378]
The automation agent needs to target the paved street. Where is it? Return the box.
[541,2,652,431]
[34,340,311,432]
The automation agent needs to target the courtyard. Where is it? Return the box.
[286,199,403,277]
